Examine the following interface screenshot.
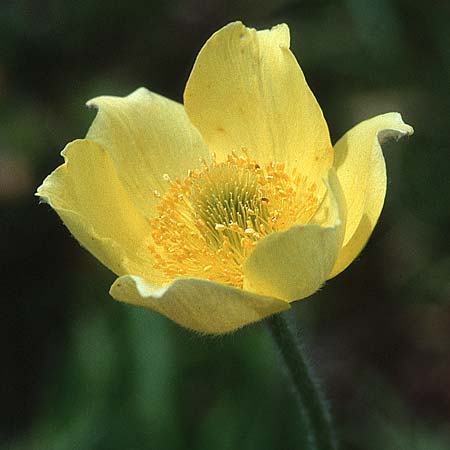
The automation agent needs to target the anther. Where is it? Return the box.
[148,151,319,288]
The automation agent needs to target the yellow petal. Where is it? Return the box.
[329,113,413,278]
[36,139,159,280]
[243,170,344,301]
[86,88,210,219]
[184,22,332,183]
[110,275,290,334]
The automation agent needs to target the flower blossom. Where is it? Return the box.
[37,22,413,334]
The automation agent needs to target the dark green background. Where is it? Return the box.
[1,1,449,449]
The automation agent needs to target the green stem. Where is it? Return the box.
[266,313,337,450]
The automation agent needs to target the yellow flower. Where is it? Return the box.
[37,22,413,334]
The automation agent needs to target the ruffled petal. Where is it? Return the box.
[110,275,290,334]
[36,139,159,280]
[184,22,332,184]
[329,113,413,278]
[243,170,344,301]
[86,88,210,218]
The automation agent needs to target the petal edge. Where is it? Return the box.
[110,275,290,334]
[243,170,345,301]
[86,88,210,218]
[184,21,332,185]
[329,113,413,278]
[36,139,158,279]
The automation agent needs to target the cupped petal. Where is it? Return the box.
[36,139,160,280]
[110,275,290,334]
[184,21,333,183]
[329,113,413,278]
[243,170,345,301]
[86,88,210,218]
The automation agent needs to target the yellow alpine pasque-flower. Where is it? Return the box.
[37,22,413,334]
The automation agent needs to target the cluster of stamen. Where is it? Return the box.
[149,151,319,288]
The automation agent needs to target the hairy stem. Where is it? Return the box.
[266,313,337,450]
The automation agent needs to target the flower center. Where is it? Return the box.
[149,152,319,287]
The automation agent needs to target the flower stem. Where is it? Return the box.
[266,313,337,450]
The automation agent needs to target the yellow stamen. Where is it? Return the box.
[149,151,320,288]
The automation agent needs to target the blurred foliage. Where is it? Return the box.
[1,1,449,449]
